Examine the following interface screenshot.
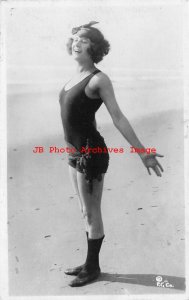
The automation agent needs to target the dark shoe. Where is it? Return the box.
[68,266,101,287]
[64,263,86,276]
[65,232,89,276]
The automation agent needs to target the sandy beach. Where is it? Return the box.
[7,82,185,296]
[2,0,187,296]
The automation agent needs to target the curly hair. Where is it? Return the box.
[66,27,110,64]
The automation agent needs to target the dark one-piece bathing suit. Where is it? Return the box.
[59,69,109,193]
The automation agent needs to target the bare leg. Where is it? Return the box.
[68,173,105,286]
[77,173,105,239]
[68,166,89,232]
[64,166,90,276]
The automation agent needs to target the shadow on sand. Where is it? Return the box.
[96,273,185,291]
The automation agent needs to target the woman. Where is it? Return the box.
[59,21,163,287]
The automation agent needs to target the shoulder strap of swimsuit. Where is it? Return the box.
[86,69,101,82]
[92,69,101,75]
[83,69,102,99]
[83,69,101,87]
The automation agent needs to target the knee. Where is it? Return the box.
[82,208,101,225]
[82,210,93,224]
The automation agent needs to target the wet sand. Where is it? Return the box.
[7,87,185,296]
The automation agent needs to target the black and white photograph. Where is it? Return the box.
[0,0,188,298]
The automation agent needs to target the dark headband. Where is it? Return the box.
[72,21,99,35]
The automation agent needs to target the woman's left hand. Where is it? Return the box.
[140,153,164,177]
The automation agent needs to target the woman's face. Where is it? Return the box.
[71,32,92,61]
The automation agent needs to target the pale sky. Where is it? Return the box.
[4,0,183,84]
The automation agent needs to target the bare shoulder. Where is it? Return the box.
[90,71,113,90]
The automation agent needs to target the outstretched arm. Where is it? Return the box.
[95,73,164,176]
